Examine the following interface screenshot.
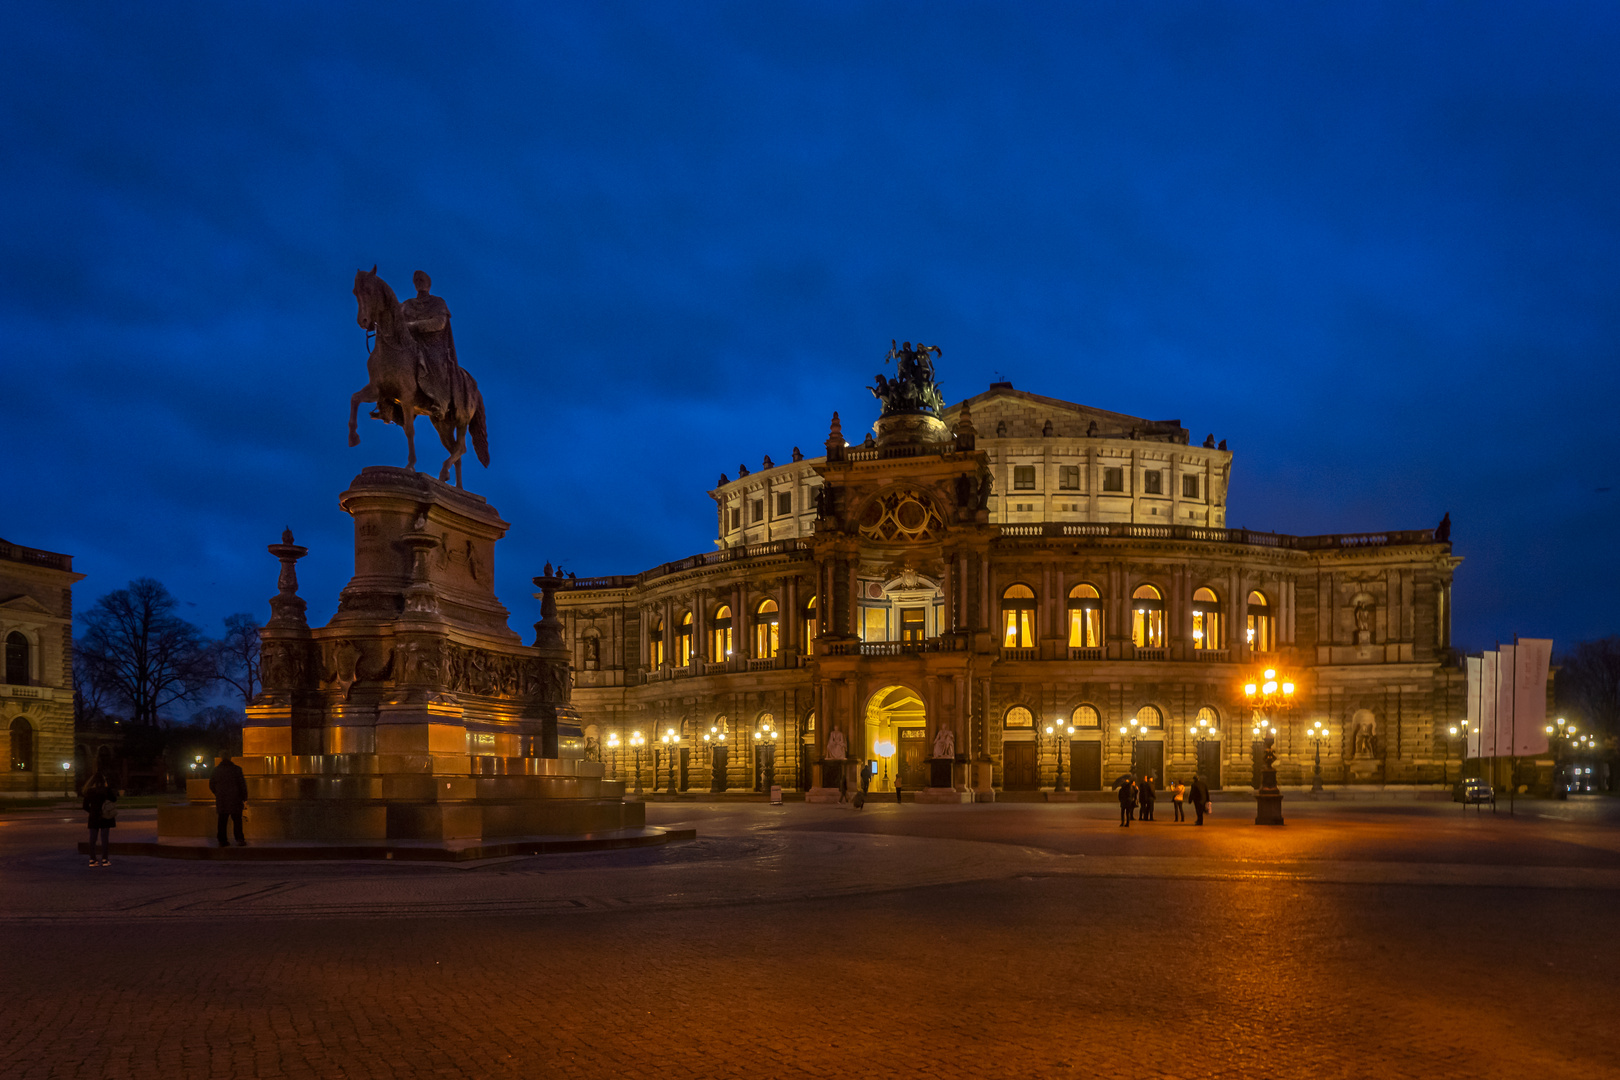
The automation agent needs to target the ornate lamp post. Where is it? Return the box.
[1117,716,1142,780]
[875,737,895,792]
[1545,717,1572,798]
[606,732,620,781]
[661,728,680,794]
[1305,719,1332,793]
[704,725,728,792]
[1243,667,1296,825]
[753,720,780,792]
[629,730,645,796]
[1044,721,1076,793]
[1192,716,1220,784]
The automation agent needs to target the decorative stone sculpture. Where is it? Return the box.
[825,728,847,761]
[869,340,945,416]
[932,725,955,760]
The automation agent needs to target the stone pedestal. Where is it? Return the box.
[1254,766,1285,826]
[806,759,845,804]
[917,759,972,803]
[158,468,648,849]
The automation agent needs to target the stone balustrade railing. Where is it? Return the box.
[0,542,72,572]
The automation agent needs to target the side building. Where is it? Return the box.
[0,537,83,794]
[556,380,1462,796]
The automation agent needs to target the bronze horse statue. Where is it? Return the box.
[349,267,489,488]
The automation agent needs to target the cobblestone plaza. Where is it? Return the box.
[2,799,1616,1079]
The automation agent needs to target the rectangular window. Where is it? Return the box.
[1144,470,1163,495]
[1068,607,1101,648]
[1103,467,1124,492]
[861,606,889,642]
[729,508,741,530]
[777,492,792,516]
[900,608,926,643]
[1059,465,1080,490]
[1013,465,1036,490]
[751,499,764,523]
[1183,475,1199,499]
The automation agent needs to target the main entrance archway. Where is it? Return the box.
[866,684,926,793]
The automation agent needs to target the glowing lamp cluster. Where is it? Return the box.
[703,725,727,744]
[874,738,896,758]
[754,720,779,742]
[1243,669,1295,699]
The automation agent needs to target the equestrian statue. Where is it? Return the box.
[349,267,489,489]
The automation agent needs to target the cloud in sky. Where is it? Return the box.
[5,2,1618,651]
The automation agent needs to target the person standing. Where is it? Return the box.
[1139,774,1157,822]
[861,760,874,795]
[81,750,118,867]
[1189,775,1211,826]
[894,777,904,804]
[1171,779,1186,822]
[210,752,250,847]
[1118,776,1136,827]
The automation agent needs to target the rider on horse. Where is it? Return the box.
[401,270,463,422]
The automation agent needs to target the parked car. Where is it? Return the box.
[1453,777,1495,805]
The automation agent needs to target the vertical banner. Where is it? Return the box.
[1477,650,1500,758]
[1512,638,1552,756]
[1495,644,1517,760]
[1465,656,1483,757]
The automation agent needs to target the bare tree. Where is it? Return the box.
[212,613,261,708]
[1556,637,1620,735]
[72,645,115,725]
[77,578,214,726]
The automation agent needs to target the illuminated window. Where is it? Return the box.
[4,632,27,685]
[1183,475,1200,499]
[900,607,926,643]
[1004,705,1034,729]
[9,718,31,771]
[1072,704,1101,728]
[712,605,734,659]
[861,606,888,642]
[676,611,693,666]
[1013,466,1036,490]
[1059,465,1080,490]
[802,595,818,645]
[1143,471,1163,495]
[1135,705,1163,729]
[1246,591,1275,653]
[1103,467,1124,492]
[1191,586,1222,650]
[1001,584,1036,648]
[1195,706,1219,728]
[754,599,779,658]
[649,617,664,668]
[1131,585,1165,649]
[1067,584,1102,648]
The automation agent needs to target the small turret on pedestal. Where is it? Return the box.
[266,528,309,630]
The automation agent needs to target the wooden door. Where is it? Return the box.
[1003,741,1038,790]
[1196,741,1223,790]
[1069,741,1102,791]
[899,732,929,789]
[712,746,729,791]
[1132,741,1165,789]
[679,747,690,791]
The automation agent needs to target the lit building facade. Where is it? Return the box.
[1,537,82,794]
[556,379,1462,795]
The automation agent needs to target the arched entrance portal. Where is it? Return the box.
[866,685,926,793]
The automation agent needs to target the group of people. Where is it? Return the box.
[79,748,251,865]
[1117,774,1211,827]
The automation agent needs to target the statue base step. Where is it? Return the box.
[915,787,972,804]
[1254,792,1286,825]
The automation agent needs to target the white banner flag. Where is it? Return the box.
[1511,638,1552,756]
[1477,650,1500,757]
[1495,644,1516,759]
[1465,655,1484,757]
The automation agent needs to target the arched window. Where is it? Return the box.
[802,595,818,646]
[4,632,28,686]
[1067,584,1102,648]
[1192,587,1222,651]
[676,611,693,667]
[1072,704,1102,728]
[1001,584,1036,648]
[9,718,32,771]
[754,599,780,658]
[648,617,665,668]
[1194,706,1220,733]
[1246,590,1275,653]
[1004,705,1034,728]
[1131,585,1165,649]
[712,605,734,659]
[804,711,815,733]
[1135,705,1163,730]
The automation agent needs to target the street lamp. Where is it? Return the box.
[1242,667,1296,825]
[1044,721,1075,793]
[1305,719,1332,793]
[875,737,895,791]
[629,730,645,795]
[1117,716,1142,779]
[753,720,780,792]
[606,732,620,781]
[660,728,679,794]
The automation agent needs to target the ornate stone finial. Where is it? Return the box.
[531,569,567,657]
[1203,433,1216,448]
[543,561,553,577]
[1218,439,1228,451]
[718,472,730,486]
[1087,421,1099,437]
[266,531,311,630]
[791,446,803,462]
[861,433,876,449]
[824,412,845,461]
[738,463,750,477]
[954,405,977,451]
[1042,419,1054,437]
[762,455,774,470]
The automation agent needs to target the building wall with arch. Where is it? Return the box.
[0,538,82,795]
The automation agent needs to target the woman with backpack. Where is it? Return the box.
[81,749,118,867]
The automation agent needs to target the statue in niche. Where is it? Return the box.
[815,484,836,521]
[932,725,955,760]
[1349,710,1378,759]
[977,471,994,510]
[1353,598,1374,644]
[825,728,847,761]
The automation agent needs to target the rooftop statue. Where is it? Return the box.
[870,340,945,416]
[349,267,490,489]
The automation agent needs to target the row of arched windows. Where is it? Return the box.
[1000,585,1276,651]
[1004,703,1221,731]
[649,597,818,665]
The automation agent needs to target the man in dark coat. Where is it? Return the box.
[1189,775,1211,826]
[1117,776,1136,827]
[209,753,250,847]
[1138,774,1157,821]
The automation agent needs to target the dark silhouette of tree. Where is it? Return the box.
[1557,637,1620,736]
[72,646,115,726]
[77,578,213,726]
[212,613,261,708]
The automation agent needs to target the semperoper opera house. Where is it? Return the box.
[1,537,83,794]
[556,350,1461,798]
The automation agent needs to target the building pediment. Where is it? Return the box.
[0,594,55,617]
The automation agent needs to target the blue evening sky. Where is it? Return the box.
[5,3,1617,653]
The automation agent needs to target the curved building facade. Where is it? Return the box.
[556,380,1462,797]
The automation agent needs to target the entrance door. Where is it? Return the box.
[1132,741,1164,789]
[712,745,729,791]
[1070,741,1102,790]
[1004,741,1038,790]
[899,730,929,789]
[679,747,690,791]
[1196,741,1223,790]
